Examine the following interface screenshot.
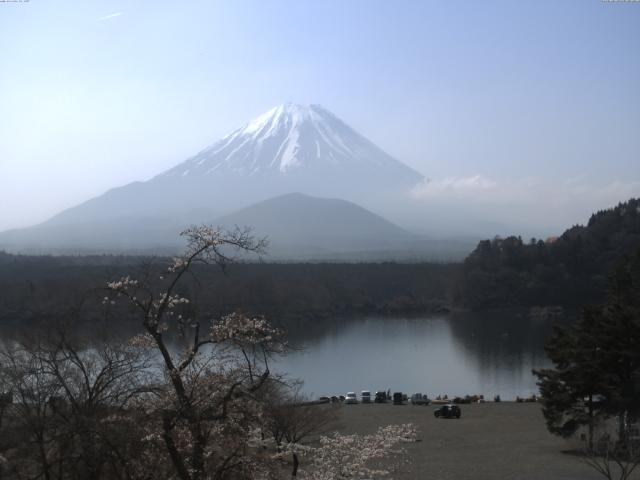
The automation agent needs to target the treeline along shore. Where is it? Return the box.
[1,198,639,332]
[0,254,459,333]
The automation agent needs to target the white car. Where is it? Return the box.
[345,392,358,404]
[361,390,372,403]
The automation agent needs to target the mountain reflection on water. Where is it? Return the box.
[274,311,573,400]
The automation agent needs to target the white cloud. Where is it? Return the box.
[97,12,122,22]
[411,175,497,197]
[412,175,640,203]
[408,174,640,232]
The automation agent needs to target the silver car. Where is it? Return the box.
[345,392,358,404]
[410,393,429,405]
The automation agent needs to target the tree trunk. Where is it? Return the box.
[162,414,192,480]
[618,411,628,446]
[291,452,299,478]
[189,425,206,480]
[588,394,594,452]
[37,432,51,480]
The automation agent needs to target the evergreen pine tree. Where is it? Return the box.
[534,248,640,449]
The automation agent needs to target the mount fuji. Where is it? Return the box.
[44,103,423,226]
[0,104,438,256]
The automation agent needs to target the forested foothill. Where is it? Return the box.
[459,198,640,310]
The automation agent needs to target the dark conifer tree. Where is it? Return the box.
[534,307,612,450]
[534,248,640,449]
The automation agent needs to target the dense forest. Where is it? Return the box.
[459,198,640,309]
[1,199,639,331]
[0,252,459,334]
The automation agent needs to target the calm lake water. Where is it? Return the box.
[273,312,568,400]
[0,310,569,401]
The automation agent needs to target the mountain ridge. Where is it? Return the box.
[40,103,423,228]
[0,191,476,260]
[213,192,416,256]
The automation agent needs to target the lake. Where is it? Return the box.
[0,309,569,401]
[273,311,568,400]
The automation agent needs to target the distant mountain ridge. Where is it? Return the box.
[0,191,476,260]
[214,192,417,257]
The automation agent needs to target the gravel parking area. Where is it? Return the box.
[335,402,623,480]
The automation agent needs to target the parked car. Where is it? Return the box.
[345,392,358,404]
[626,422,640,446]
[374,391,387,403]
[393,392,404,405]
[410,393,429,405]
[318,396,330,403]
[434,404,461,419]
[361,390,371,403]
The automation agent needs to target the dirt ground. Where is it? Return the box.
[334,401,634,480]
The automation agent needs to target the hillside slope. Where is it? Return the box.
[459,198,640,308]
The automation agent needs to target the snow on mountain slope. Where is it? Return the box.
[159,103,422,180]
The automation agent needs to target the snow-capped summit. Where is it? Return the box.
[160,103,422,179]
[33,103,423,229]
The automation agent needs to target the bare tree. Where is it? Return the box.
[263,382,340,478]
[0,326,152,480]
[581,425,640,480]
[0,338,60,480]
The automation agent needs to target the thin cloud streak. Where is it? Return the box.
[97,12,122,22]
[411,175,497,196]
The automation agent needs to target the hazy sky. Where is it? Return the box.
[1,0,639,232]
